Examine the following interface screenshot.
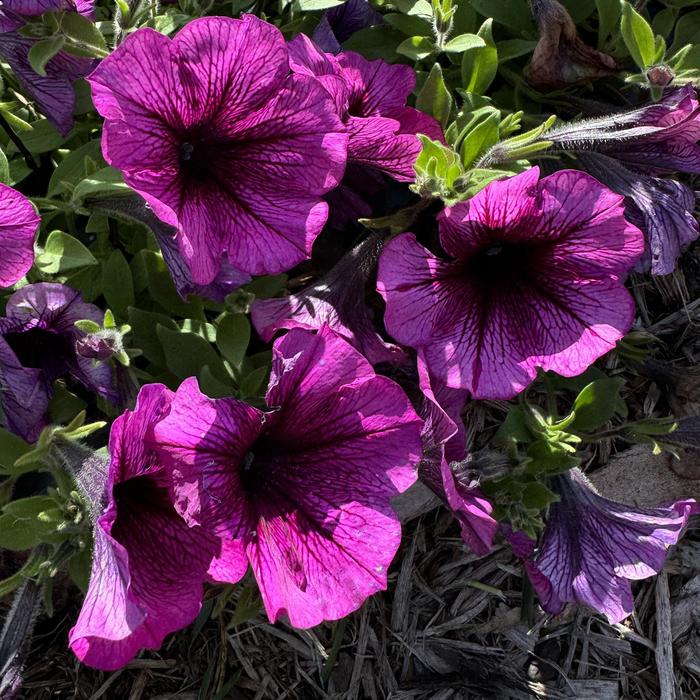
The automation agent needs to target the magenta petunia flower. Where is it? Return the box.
[550,86,700,175]
[0,183,39,287]
[312,0,382,54]
[377,168,644,399]
[70,384,246,671]
[0,0,95,135]
[416,359,497,555]
[251,232,406,366]
[154,326,422,628]
[0,283,118,441]
[87,16,348,286]
[289,34,442,183]
[513,469,698,623]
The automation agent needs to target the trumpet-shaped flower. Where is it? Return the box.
[517,469,698,622]
[88,16,348,286]
[251,232,405,365]
[154,326,422,628]
[69,384,246,670]
[0,284,118,441]
[377,168,644,399]
[0,183,39,287]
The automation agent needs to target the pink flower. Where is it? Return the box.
[154,327,422,628]
[0,183,38,287]
[88,16,347,286]
[377,168,644,399]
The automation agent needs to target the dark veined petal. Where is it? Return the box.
[0,183,39,287]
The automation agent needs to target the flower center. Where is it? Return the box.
[466,239,538,282]
[4,327,74,370]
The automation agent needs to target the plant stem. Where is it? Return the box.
[0,112,38,170]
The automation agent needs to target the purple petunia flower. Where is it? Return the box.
[312,0,382,54]
[579,153,699,277]
[0,283,118,441]
[289,34,442,184]
[513,469,698,623]
[377,168,644,399]
[251,232,406,366]
[69,384,246,670]
[0,183,39,287]
[154,326,422,628]
[416,358,497,555]
[87,16,348,287]
[0,0,95,135]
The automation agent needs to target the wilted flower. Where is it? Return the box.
[580,153,698,276]
[0,283,118,441]
[515,469,698,623]
[251,232,405,366]
[88,16,347,286]
[289,34,442,183]
[526,0,618,90]
[312,0,382,54]
[0,183,39,287]
[155,326,422,628]
[0,0,95,135]
[377,168,644,399]
[70,384,245,670]
[416,359,497,555]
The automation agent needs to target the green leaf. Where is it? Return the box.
[60,12,107,57]
[384,13,432,36]
[494,405,531,448]
[68,539,92,592]
[0,146,9,185]
[461,19,498,94]
[48,383,87,425]
[296,0,343,9]
[526,440,580,475]
[156,325,228,382]
[0,549,43,598]
[496,38,537,62]
[521,481,558,511]
[570,378,626,432]
[397,36,435,60]
[460,112,500,167]
[198,365,235,398]
[17,119,65,154]
[671,9,700,52]
[102,249,134,318]
[342,26,405,61]
[0,497,57,551]
[442,33,485,53]
[35,230,98,274]
[0,428,33,475]
[139,250,203,319]
[394,0,432,16]
[217,314,251,371]
[469,0,535,33]
[48,140,104,197]
[72,167,129,205]
[620,0,656,70]
[415,63,453,128]
[239,365,270,399]
[27,35,65,77]
[128,307,178,366]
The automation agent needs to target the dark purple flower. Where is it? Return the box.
[69,384,246,670]
[0,283,118,441]
[377,168,644,399]
[251,232,406,366]
[0,0,95,135]
[0,183,39,287]
[580,153,698,276]
[75,330,122,361]
[513,469,698,623]
[416,358,497,555]
[154,326,422,628]
[549,85,700,175]
[88,16,348,287]
[312,0,382,54]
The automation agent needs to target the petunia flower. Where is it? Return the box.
[69,384,246,671]
[251,231,406,366]
[154,326,422,629]
[514,469,698,623]
[312,0,382,54]
[579,152,698,276]
[289,33,442,183]
[88,16,348,287]
[0,0,95,135]
[416,358,497,555]
[548,85,700,175]
[377,167,644,399]
[0,283,118,441]
[0,183,39,287]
